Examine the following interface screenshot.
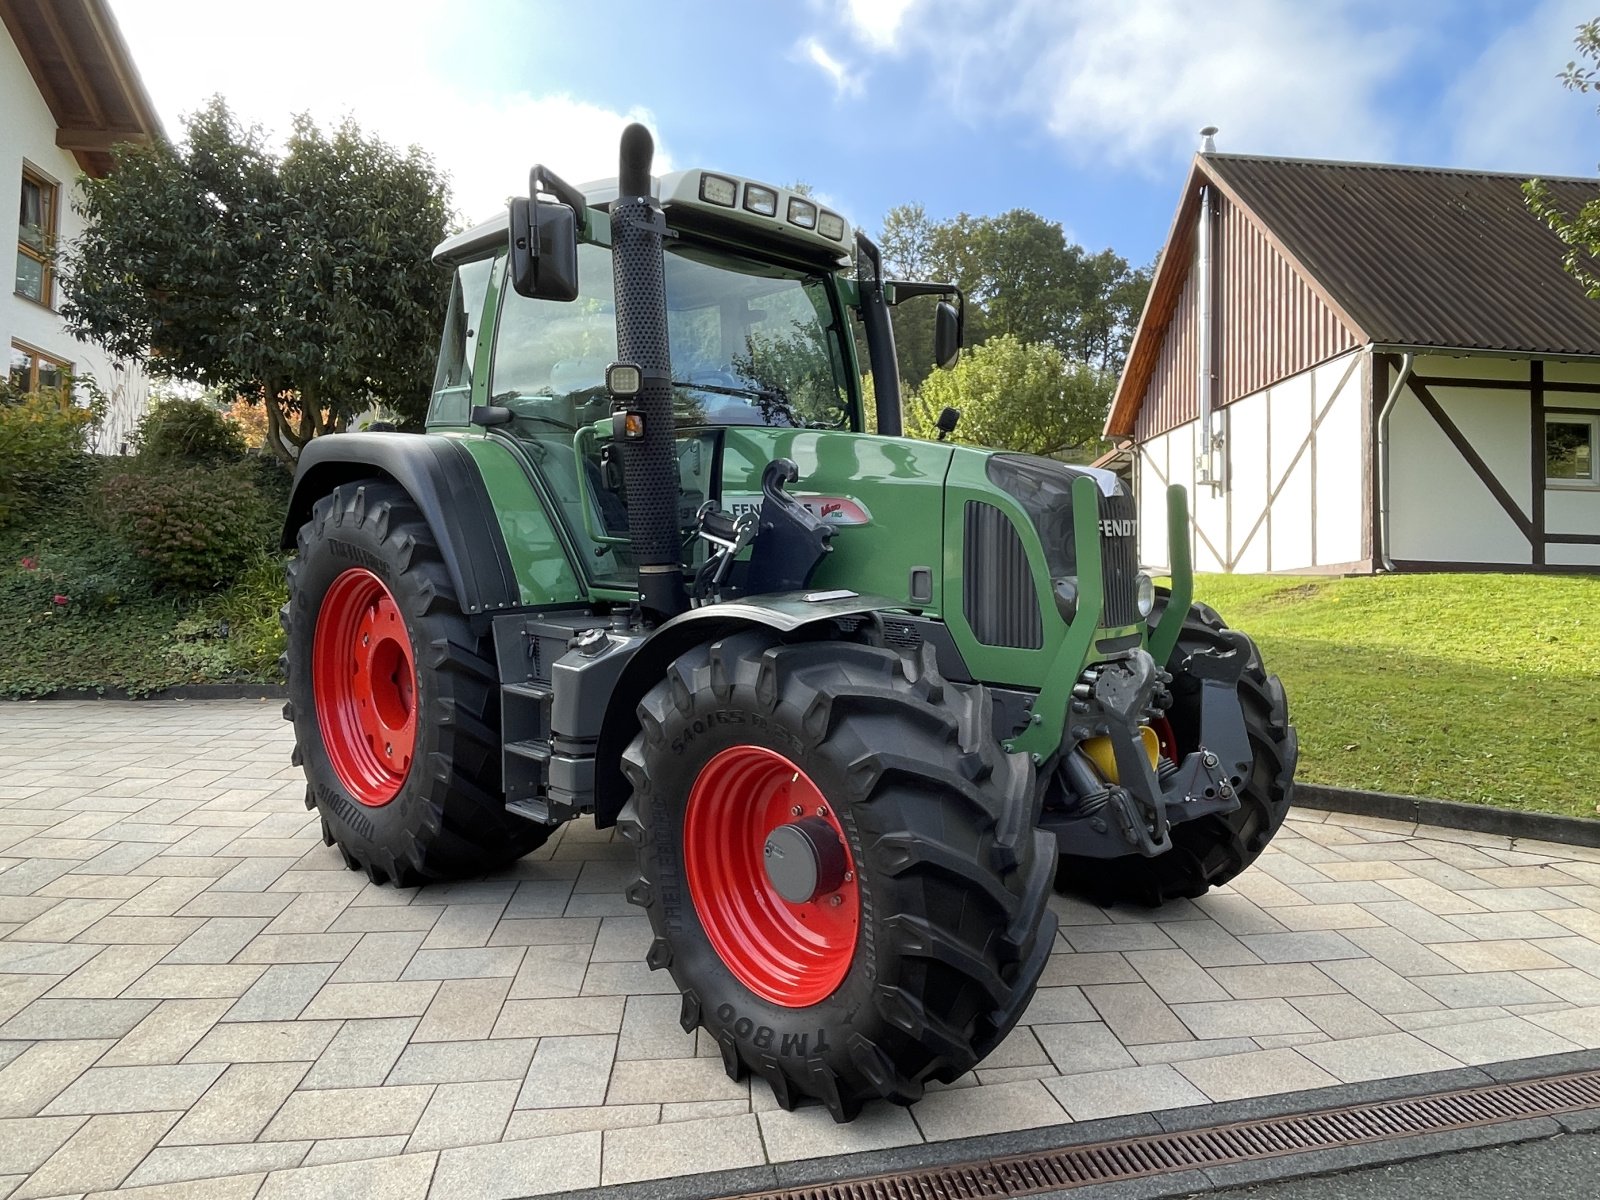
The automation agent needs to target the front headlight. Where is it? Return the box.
[1135,572,1155,618]
[1052,577,1078,622]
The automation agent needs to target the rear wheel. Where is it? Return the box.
[620,631,1057,1121]
[283,479,552,885]
[1056,597,1297,906]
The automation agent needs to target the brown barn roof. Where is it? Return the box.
[1,0,162,177]
[1107,153,1600,437]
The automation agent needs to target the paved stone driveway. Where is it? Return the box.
[1,701,1599,1199]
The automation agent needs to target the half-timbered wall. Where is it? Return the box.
[1386,354,1600,570]
[1135,349,1368,574]
[1133,191,1358,442]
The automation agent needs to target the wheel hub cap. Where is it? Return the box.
[312,567,416,807]
[683,745,859,1007]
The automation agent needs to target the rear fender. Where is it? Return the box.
[282,433,521,616]
[591,591,904,827]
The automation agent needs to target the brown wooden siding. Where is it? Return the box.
[1133,191,1358,441]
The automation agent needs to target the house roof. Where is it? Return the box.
[1107,152,1600,436]
[1,0,162,177]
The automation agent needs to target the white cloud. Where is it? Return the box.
[1443,0,1598,174]
[108,0,669,227]
[842,0,1411,172]
[799,36,865,98]
[844,0,919,50]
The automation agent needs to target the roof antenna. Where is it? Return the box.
[1199,125,1218,154]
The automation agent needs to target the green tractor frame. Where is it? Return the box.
[281,125,1297,1121]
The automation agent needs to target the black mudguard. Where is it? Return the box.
[281,433,521,616]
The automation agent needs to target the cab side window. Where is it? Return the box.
[429,257,494,425]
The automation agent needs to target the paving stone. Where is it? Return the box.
[431,1129,599,1197]
[298,980,438,1021]
[0,942,103,976]
[1174,1047,1339,1102]
[235,933,361,964]
[1082,982,1190,1045]
[325,931,426,985]
[1271,903,1386,931]
[1125,950,1230,1003]
[412,977,511,1043]
[261,1085,432,1141]
[491,995,624,1038]
[1340,927,1463,975]
[590,916,652,962]
[1208,964,1340,1000]
[1299,1030,1463,1083]
[505,942,589,1000]
[11,1109,179,1199]
[1161,921,1263,967]
[757,1102,922,1162]
[1432,940,1567,973]
[386,1039,538,1086]
[1235,932,1365,963]
[1282,882,1406,905]
[1443,911,1573,940]
[1390,1005,1512,1030]
[1026,1021,1135,1076]
[1518,968,1600,1006]
[1316,958,1441,1014]
[1414,971,1561,1009]
[1359,900,1479,944]
[485,917,600,946]
[124,1140,309,1187]
[1060,924,1177,954]
[1128,1037,1261,1065]
[0,1040,114,1117]
[1171,998,1318,1040]
[605,1053,747,1105]
[1038,951,1138,987]
[1021,986,1097,1024]
[123,964,267,1000]
[41,1062,225,1116]
[301,1018,416,1089]
[184,1020,340,1064]
[255,1150,437,1200]
[100,999,233,1067]
[327,906,443,934]
[1043,1062,1209,1120]
[501,1104,658,1139]
[406,1079,518,1151]
[163,1061,310,1145]
[44,946,168,1001]
[0,1115,88,1173]
[419,904,505,951]
[222,963,337,1023]
[1,998,158,1040]
[910,1078,1067,1141]
[160,918,273,965]
[1287,993,1399,1038]
[514,1034,617,1109]
[1529,1005,1600,1049]
[502,879,575,919]
[302,1135,411,1165]
[1413,1015,1584,1064]
[616,992,697,1061]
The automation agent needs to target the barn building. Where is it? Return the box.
[1108,152,1600,574]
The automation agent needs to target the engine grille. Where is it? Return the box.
[963,501,1043,649]
[1098,492,1140,628]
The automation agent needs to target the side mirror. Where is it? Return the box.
[509,197,579,301]
[936,406,961,441]
[934,300,961,369]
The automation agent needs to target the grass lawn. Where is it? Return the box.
[1187,573,1600,819]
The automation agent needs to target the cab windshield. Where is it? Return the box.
[490,239,856,432]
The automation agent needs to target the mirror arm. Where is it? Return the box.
[888,279,966,346]
[529,164,589,236]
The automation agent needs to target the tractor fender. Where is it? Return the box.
[281,433,521,616]
[590,591,905,828]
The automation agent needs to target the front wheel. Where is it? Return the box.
[620,631,1057,1121]
[1055,596,1298,906]
[282,479,552,885]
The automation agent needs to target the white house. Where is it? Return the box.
[1108,152,1600,574]
[1,0,161,452]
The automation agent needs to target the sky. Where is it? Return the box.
[110,0,1600,268]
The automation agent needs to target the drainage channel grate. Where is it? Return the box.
[734,1069,1600,1200]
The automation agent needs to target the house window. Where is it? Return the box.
[1546,414,1598,487]
[8,342,71,393]
[16,168,58,306]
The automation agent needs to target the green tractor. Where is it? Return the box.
[281,125,1296,1121]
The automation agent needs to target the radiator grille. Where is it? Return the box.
[963,501,1043,649]
[1098,493,1140,628]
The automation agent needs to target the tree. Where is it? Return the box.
[61,98,452,463]
[876,204,1150,390]
[905,334,1111,459]
[1526,21,1600,297]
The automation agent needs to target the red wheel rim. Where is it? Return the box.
[684,746,859,1007]
[312,567,416,807]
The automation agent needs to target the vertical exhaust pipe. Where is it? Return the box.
[610,123,686,623]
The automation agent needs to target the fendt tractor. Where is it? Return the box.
[281,125,1297,1121]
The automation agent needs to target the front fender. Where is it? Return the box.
[281,432,521,616]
